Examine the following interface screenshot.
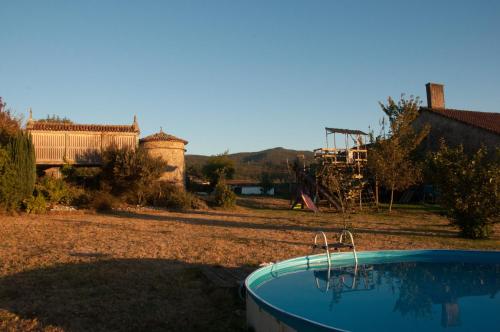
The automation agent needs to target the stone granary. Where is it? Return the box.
[26,111,189,187]
[26,112,140,166]
[139,129,188,186]
[414,83,500,154]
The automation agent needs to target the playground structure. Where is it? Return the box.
[291,127,375,212]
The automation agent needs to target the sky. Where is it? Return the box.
[1,0,499,155]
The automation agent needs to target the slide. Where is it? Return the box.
[301,192,319,213]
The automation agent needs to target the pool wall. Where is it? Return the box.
[245,250,500,332]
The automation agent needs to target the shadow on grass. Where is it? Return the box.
[109,211,459,239]
[236,197,291,211]
[377,204,446,214]
[0,259,253,332]
[186,208,315,222]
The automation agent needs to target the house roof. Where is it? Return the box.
[139,131,188,144]
[420,107,500,135]
[225,179,261,186]
[26,121,140,133]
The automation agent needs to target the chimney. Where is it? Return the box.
[426,83,445,109]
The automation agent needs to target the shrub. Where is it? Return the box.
[213,181,236,208]
[61,164,102,190]
[70,188,93,209]
[147,182,206,211]
[91,191,118,212]
[36,176,73,205]
[101,146,166,204]
[24,193,47,214]
[427,143,500,239]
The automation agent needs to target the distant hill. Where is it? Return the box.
[186,147,314,181]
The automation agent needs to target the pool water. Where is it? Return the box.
[249,251,500,332]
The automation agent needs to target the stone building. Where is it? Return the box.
[414,83,500,154]
[139,129,188,186]
[26,112,140,166]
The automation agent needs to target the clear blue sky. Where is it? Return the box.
[1,0,499,155]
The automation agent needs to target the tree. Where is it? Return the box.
[38,114,73,124]
[369,95,430,212]
[427,143,499,239]
[0,99,21,146]
[0,132,36,211]
[8,131,36,200]
[0,148,17,210]
[202,151,235,187]
[0,100,36,211]
[260,172,273,195]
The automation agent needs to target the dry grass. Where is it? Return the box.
[0,197,498,331]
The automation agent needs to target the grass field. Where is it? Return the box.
[1,197,498,331]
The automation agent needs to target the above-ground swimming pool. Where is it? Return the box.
[245,250,500,332]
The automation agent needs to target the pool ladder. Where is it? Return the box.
[312,230,358,268]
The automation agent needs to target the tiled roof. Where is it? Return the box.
[140,131,188,144]
[420,107,500,135]
[27,121,139,133]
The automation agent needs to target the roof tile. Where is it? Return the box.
[139,131,188,144]
[27,121,139,133]
[421,107,500,135]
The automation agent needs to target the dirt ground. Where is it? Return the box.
[1,197,498,331]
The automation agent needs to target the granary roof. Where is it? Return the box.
[139,130,188,144]
[26,121,140,133]
[26,113,140,133]
[420,107,500,135]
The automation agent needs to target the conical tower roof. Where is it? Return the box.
[140,128,188,144]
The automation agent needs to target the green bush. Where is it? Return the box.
[213,181,236,208]
[24,193,47,214]
[147,182,206,211]
[427,143,500,239]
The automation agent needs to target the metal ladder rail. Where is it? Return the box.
[312,231,332,268]
[312,230,358,268]
[338,229,358,265]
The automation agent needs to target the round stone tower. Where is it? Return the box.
[139,129,188,187]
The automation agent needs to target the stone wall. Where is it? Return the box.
[414,110,500,154]
[140,140,186,186]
